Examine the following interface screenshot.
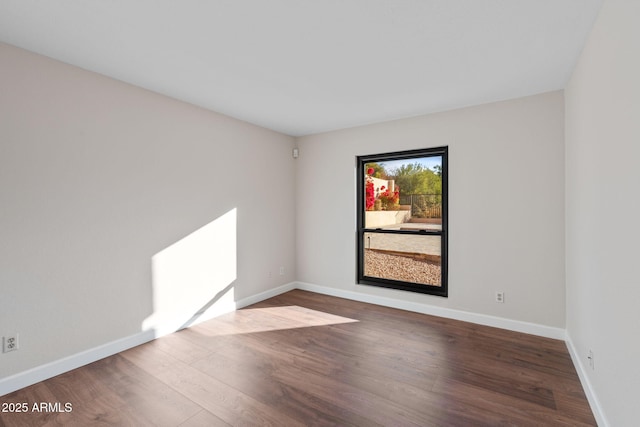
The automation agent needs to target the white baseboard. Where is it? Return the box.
[236,282,297,308]
[0,330,155,397]
[565,333,608,427]
[0,282,297,397]
[295,281,566,340]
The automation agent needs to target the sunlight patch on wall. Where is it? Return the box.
[189,305,358,337]
[143,208,237,337]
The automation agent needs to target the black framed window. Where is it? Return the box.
[357,147,448,297]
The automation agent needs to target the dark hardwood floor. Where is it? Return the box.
[0,290,596,426]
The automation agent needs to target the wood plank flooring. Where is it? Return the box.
[0,290,596,426]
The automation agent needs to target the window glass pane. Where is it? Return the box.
[363,233,442,286]
[364,156,442,230]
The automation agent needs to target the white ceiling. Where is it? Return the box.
[0,1,602,136]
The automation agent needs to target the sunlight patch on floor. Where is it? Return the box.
[190,305,358,337]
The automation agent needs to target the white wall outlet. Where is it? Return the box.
[588,350,594,370]
[279,266,285,276]
[495,291,505,303]
[3,333,19,353]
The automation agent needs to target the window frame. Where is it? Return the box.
[356,146,448,297]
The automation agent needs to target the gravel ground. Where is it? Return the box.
[364,249,441,286]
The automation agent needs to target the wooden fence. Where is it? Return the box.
[399,194,442,218]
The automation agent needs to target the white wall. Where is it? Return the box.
[0,42,296,381]
[565,0,640,425]
[296,91,566,329]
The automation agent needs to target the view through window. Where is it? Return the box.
[357,147,448,296]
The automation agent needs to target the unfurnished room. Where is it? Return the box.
[1,1,638,426]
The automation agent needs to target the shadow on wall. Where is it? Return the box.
[143,208,238,337]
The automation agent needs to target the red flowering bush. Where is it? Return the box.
[365,175,375,210]
[378,187,400,210]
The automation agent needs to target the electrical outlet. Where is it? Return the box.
[495,291,505,303]
[3,333,18,353]
[279,266,285,276]
[588,350,594,370]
